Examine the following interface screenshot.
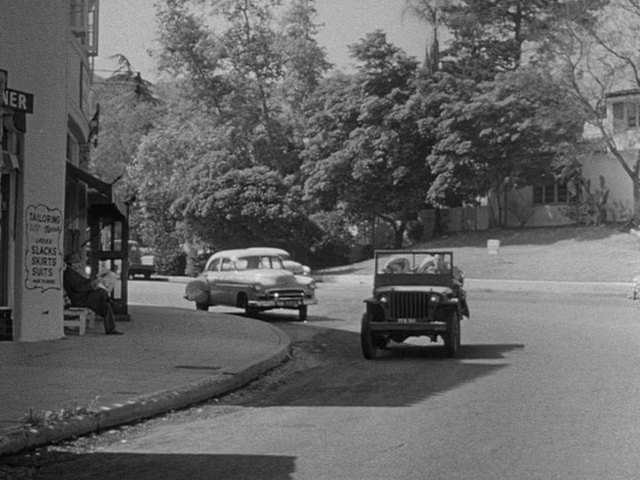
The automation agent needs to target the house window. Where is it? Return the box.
[533,184,567,205]
[69,0,99,56]
[613,102,625,132]
[629,103,638,128]
[611,100,640,132]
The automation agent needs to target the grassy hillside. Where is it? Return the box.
[319,225,640,283]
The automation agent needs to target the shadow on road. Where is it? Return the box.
[1,452,296,480]
[235,319,524,409]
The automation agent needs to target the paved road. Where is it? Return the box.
[4,281,640,479]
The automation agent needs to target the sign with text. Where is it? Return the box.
[3,88,34,113]
[25,204,63,292]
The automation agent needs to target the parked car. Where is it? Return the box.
[184,248,317,320]
[361,250,470,359]
[127,240,156,280]
[249,247,311,276]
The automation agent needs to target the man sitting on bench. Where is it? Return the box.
[63,253,123,335]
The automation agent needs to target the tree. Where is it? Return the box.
[276,0,332,112]
[400,1,602,226]
[403,0,448,74]
[90,55,164,237]
[301,31,432,248]
[543,0,640,221]
[155,0,329,174]
[426,67,585,225]
[177,165,311,248]
[439,0,600,81]
[127,105,223,271]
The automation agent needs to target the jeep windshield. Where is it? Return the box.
[375,251,453,275]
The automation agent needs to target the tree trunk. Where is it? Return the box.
[393,219,408,249]
[488,194,502,227]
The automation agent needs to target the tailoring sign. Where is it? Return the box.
[24,204,63,292]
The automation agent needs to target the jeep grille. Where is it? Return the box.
[389,291,431,320]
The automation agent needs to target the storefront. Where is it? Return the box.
[0,1,127,341]
[66,162,130,319]
[0,69,33,340]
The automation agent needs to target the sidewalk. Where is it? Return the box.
[0,305,290,456]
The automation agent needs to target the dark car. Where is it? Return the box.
[127,240,156,280]
[361,250,470,359]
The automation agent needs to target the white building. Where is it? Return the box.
[0,0,128,342]
[495,89,640,229]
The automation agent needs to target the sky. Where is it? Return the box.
[93,0,429,81]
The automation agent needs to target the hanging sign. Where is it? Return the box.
[2,88,34,113]
[24,204,63,292]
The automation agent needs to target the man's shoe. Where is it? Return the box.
[106,330,123,335]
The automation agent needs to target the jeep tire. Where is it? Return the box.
[361,312,378,359]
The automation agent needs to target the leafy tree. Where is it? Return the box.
[177,165,311,248]
[543,0,640,221]
[426,67,584,224]
[302,31,432,248]
[400,1,601,226]
[155,0,329,174]
[276,0,332,122]
[439,1,602,81]
[403,0,447,73]
[90,55,162,187]
[127,105,223,271]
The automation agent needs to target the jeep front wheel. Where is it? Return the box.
[443,310,461,358]
[360,312,378,359]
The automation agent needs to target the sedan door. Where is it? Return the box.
[203,258,227,305]
[214,257,238,305]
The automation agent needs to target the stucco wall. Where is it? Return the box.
[580,150,636,221]
[0,1,69,340]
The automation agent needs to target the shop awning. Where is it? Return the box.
[65,161,126,220]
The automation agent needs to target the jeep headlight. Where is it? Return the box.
[379,294,389,304]
[429,293,440,304]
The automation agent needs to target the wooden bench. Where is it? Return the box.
[63,307,96,335]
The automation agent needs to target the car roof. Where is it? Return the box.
[245,247,289,257]
[209,248,289,260]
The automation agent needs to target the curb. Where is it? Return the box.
[315,274,632,294]
[0,324,291,456]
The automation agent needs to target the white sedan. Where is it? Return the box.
[184,248,317,321]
